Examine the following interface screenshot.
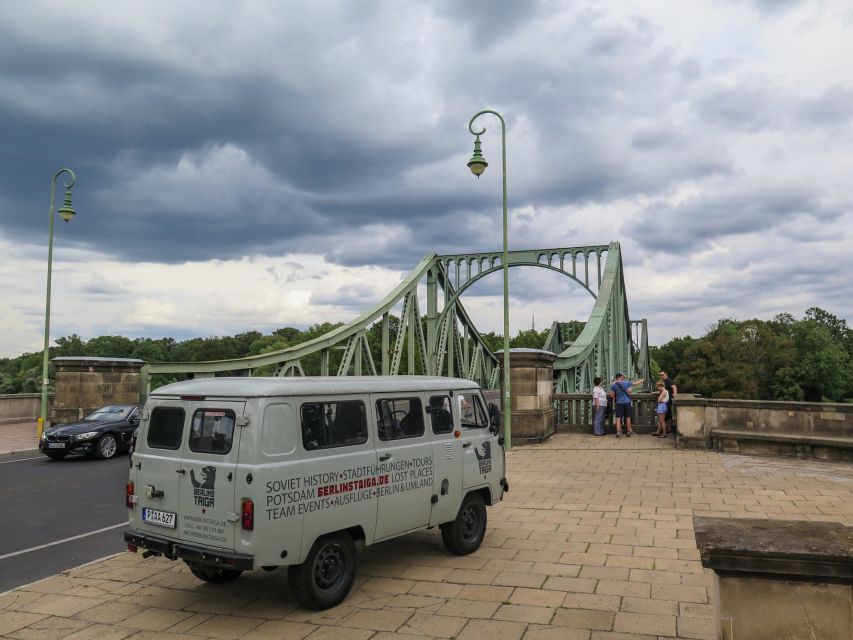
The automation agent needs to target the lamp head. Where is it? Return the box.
[467,135,488,178]
[57,188,76,223]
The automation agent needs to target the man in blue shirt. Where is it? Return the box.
[610,373,645,438]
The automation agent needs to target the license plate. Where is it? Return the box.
[142,508,176,529]
[48,442,65,449]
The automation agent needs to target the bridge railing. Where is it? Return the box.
[554,392,660,432]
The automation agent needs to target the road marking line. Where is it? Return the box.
[0,522,128,561]
[0,456,43,464]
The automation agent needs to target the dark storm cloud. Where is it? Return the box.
[626,184,844,254]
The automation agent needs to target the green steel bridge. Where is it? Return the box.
[142,241,649,396]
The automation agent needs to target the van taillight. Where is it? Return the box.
[241,499,254,531]
[126,482,135,509]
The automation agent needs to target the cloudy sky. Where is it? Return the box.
[2,0,852,359]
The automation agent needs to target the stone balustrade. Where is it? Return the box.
[0,393,53,425]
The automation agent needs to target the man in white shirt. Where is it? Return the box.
[592,376,607,436]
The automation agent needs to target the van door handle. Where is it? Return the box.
[176,469,186,474]
[462,442,472,448]
[379,454,392,461]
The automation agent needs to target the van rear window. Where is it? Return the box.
[301,401,367,450]
[147,407,185,450]
[189,409,236,454]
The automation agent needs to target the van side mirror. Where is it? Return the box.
[488,402,500,432]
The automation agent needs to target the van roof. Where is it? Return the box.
[150,376,482,398]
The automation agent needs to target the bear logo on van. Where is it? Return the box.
[191,466,216,508]
[475,442,491,474]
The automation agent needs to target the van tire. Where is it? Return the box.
[441,492,487,555]
[185,562,243,583]
[288,532,356,610]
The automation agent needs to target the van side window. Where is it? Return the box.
[301,401,367,450]
[147,407,185,450]
[376,398,425,440]
[429,396,453,434]
[189,409,236,454]
[462,395,489,429]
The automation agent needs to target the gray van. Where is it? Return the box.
[125,376,507,609]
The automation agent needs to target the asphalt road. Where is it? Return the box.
[0,450,130,593]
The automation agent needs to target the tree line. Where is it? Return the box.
[651,307,852,403]
[1,307,849,402]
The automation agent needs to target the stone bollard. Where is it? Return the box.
[503,348,556,445]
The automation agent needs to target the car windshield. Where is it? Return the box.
[84,406,132,421]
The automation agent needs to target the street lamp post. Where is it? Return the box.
[467,110,511,450]
[38,169,78,438]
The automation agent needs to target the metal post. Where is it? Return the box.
[468,110,511,449]
[39,168,77,438]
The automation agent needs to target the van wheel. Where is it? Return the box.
[288,532,356,610]
[95,434,118,459]
[185,561,243,583]
[441,492,487,555]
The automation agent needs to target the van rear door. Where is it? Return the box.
[176,401,246,550]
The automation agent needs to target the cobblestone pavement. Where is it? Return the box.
[2,432,852,640]
[0,422,38,455]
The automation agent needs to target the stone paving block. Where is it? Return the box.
[344,607,414,631]
[552,607,614,631]
[399,565,455,582]
[398,612,468,637]
[523,624,591,640]
[542,576,597,593]
[62,623,136,640]
[493,603,554,624]
[614,610,677,636]
[0,591,42,612]
[4,615,90,640]
[361,577,417,594]
[491,571,546,588]
[457,618,527,640]
[650,583,707,603]
[603,555,655,570]
[182,613,266,638]
[562,592,621,612]
[509,586,566,608]
[677,614,719,639]
[304,625,374,640]
[0,611,46,636]
[121,607,196,631]
[239,620,317,639]
[457,584,513,602]
[19,594,104,617]
[435,598,499,619]
[445,569,499,585]
[409,581,463,599]
[578,566,630,581]
[530,561,581,576]
[595,579,651,598]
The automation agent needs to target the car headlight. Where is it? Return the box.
[74,431,99,441]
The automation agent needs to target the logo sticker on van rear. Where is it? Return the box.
[190,465,216,507]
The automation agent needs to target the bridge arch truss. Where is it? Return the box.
[143,242,648,396]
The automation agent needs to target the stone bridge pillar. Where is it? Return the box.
[504,348,557,445]
[51,357,145,426]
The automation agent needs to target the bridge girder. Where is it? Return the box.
[143,242,648,397]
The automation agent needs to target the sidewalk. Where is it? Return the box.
[0,421,38,455]
[1,432,851,639]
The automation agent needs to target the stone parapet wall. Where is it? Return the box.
[676,395,853,459]
[52,357,144,425]
[0,393,53,425]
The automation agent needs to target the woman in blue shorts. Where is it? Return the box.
[654,380,669,437]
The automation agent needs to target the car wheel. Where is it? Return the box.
[95,434,118,459]
[288,532,356,610]
[185,561,242,583]
[441,492,487,555]
[45,452,67,461]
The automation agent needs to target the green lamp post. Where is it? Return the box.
[467,110,511,449]
[38,168,77,438]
